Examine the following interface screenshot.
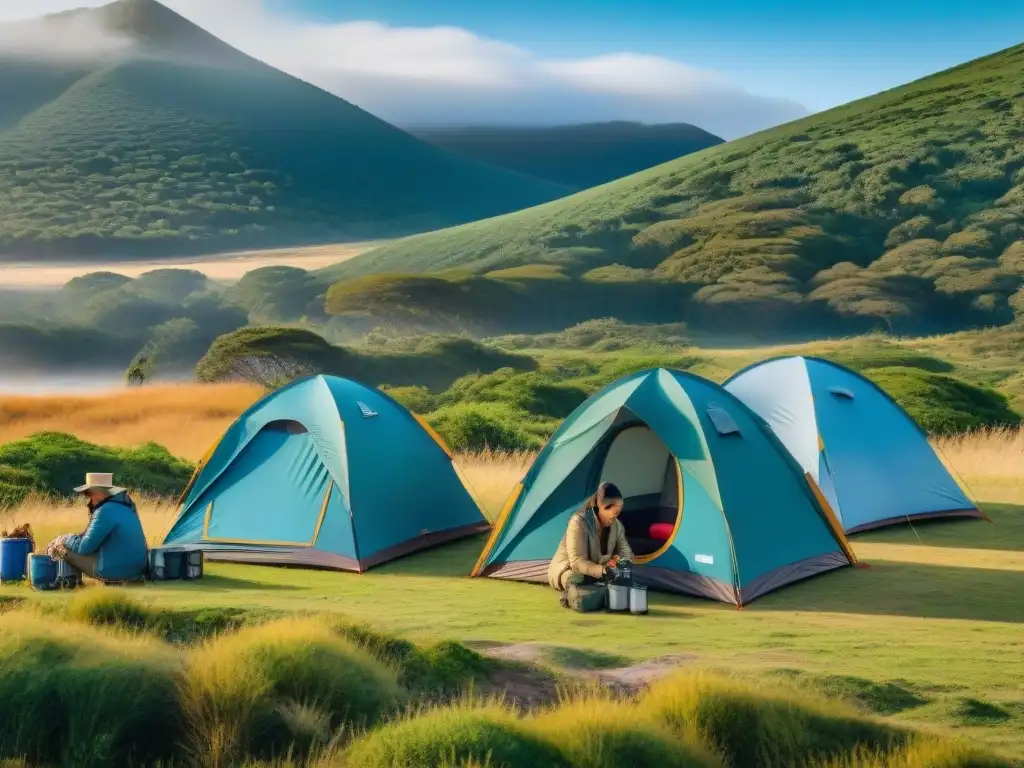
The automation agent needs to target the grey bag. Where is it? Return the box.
[562,582,608,612]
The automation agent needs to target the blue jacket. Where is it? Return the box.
[72,491,149,580]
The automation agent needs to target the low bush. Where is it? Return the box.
[0,432,194,505]
[863,367,1021,435]
[330,621,492,697]
[528,696,721,767]
[0,611,184,767]
[339,702,568,768]
[428,403,550,452]
[641,672,906,768]
[182,617,402,764]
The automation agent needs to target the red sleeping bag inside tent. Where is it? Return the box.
[649,522,674,541]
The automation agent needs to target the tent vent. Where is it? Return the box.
[706,406,741,436]
[828,387,855,400]
[357,401,378,418]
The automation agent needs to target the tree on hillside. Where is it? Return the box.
[126,355,152,386]
[194,327,341,389]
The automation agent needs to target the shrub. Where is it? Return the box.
[0,432,194,499]
[339,702,568,768]
[640,672,905,768]
[864,367,1021,435]
[0,611,185,766]
[330,621,492,697]
[528,696,721,767]
[182,617,402,764]
[428,403,547,452]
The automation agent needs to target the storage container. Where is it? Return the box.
[55,559,82,589]
[607,582,629,611]
[28,554,58,591]
[182,550,204,580]
[0,538,32,582]
[628,584,648,614]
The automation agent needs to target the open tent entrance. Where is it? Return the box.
[595,420,681,559]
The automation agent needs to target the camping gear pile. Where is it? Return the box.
[561,559,648,615]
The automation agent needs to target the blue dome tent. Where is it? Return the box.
[471,368,856,606]
[725,356,981,533]
[163,375,489,571]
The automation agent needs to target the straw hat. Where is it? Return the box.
[73,472,125,495]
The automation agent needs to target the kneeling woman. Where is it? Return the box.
[548,482,635,592]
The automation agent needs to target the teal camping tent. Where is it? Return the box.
[724,356,981,533]
[471,368,857,606]
[163,375,489,571]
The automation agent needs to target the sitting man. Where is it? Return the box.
[53,472,149,582]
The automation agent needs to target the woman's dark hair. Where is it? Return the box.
[586,482,623,512]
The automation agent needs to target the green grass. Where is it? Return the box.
[5,504,1021,760]
[0,0,567,259]
[329,43,1024,339]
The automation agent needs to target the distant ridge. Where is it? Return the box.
[0,0,570,260]
[408,121,724,189]
[330,42,1024,338]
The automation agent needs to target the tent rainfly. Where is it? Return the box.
[724,356,981,533]
[162,374,489,571]
[471,368,857,606]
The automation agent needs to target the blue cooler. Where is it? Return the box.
[27,554,81,591]
[0,538,33,582]
[28,554,58,590]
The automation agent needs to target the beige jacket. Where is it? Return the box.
[547,508,635,589]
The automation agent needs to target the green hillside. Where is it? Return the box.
[408,121,724,189]
[0,0,569,259]
[331,43,1024,337]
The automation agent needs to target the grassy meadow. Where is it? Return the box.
[0,372,1023,764]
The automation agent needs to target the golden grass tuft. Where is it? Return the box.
[528,691,721,767]
[812,736,1013,767]
[932,427,1024,503]
[640,671,906,768]
[182,616,402,766]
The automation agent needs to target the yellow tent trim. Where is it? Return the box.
[818,433,825,452]
[202,480,335,548]
[471,482,523,577]
[633,460,684,565]
[804,472,857,564]
[412,412,454,459]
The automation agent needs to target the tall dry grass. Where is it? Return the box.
[0,382,262,461]
[932,427,1024,503]
[0,493,180,551]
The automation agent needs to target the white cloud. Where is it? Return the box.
[0,0,808,139]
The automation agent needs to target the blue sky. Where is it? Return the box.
[11,0,1023,138]
[284,0,1023,111]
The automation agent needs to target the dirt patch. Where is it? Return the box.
[593,654,698,690]
[473,642,697,704]
[481,665,562,712]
